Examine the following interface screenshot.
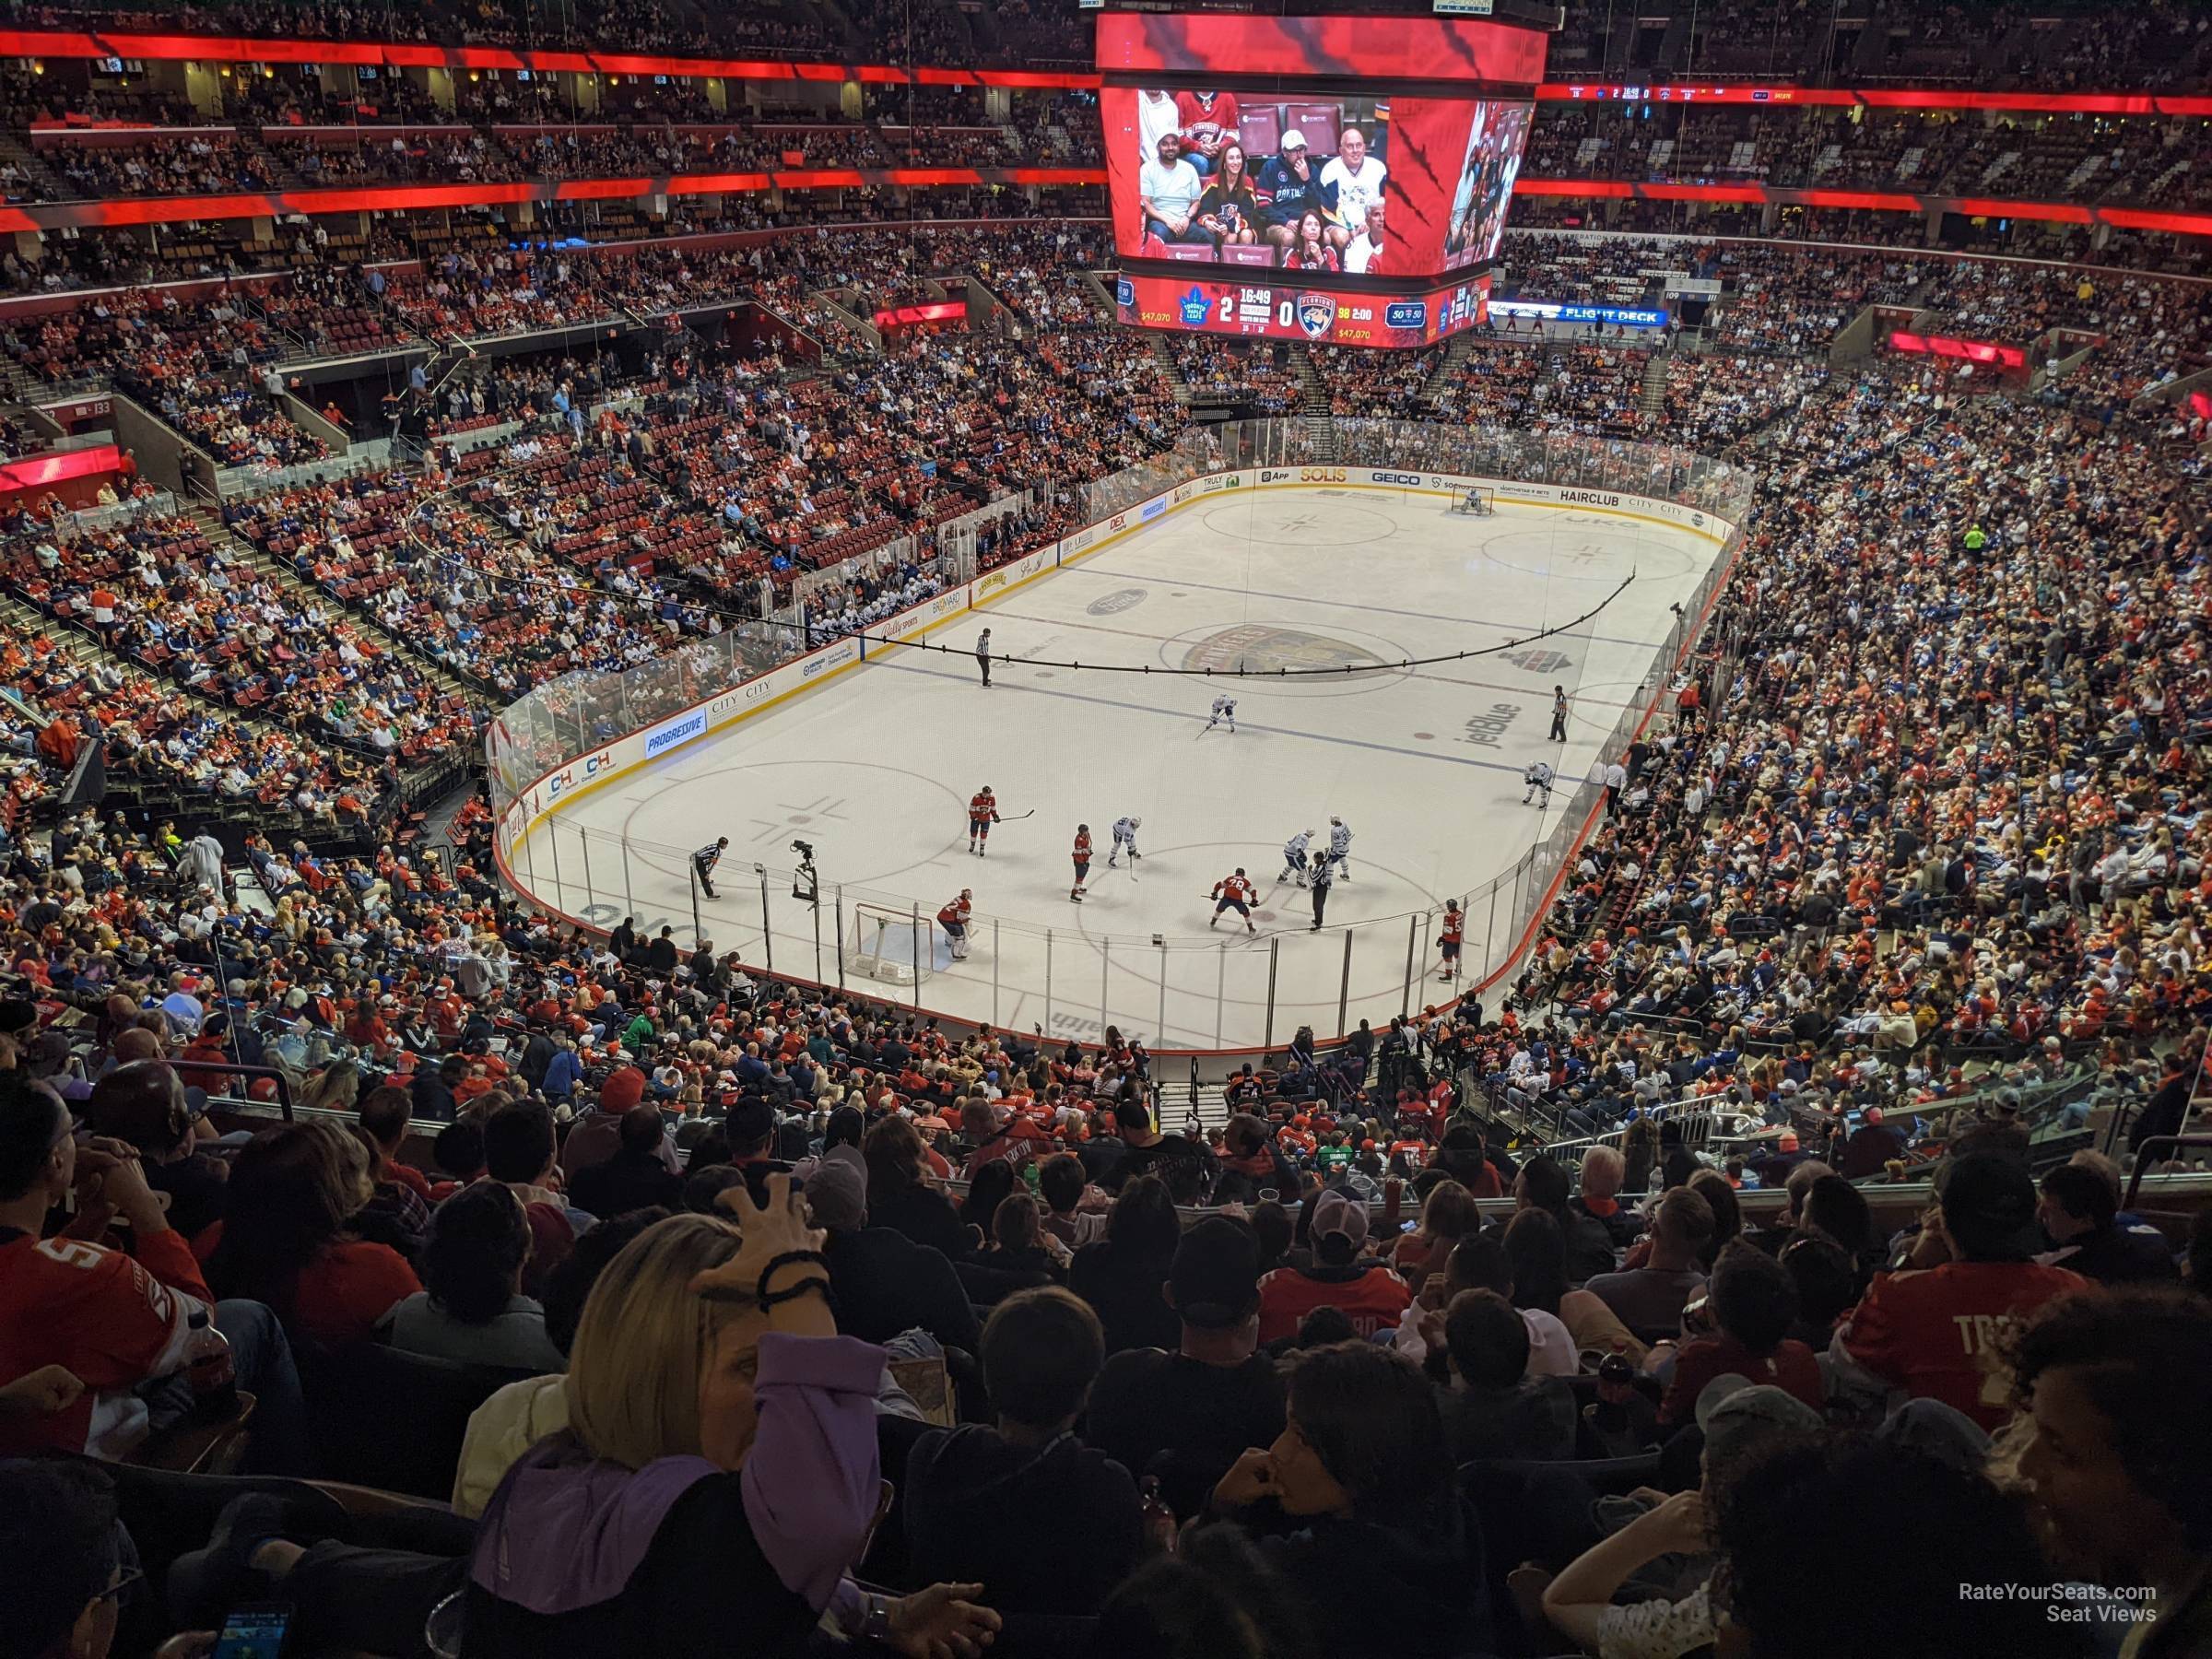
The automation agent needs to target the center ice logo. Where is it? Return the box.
[1182,624,1385,676]
[1504,648,1575,675]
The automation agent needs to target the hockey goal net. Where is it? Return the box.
[1448,487,1496,516]
[847,901,935,985]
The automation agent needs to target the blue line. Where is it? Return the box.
[874,653,1537,778]
[1077,561,1664,652]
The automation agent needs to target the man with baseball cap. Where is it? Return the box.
[1085,1215,1287,1519]
[1254,1189,1412,1345]
[1830,1151,2088,1430]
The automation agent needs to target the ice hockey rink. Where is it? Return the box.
[512,483,1726,1049]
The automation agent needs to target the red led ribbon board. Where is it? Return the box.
[872,300,966,327]
[1113,270,1488,348]
[1888,330,2027,369]
[1097,13,1547,86]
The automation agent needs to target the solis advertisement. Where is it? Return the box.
[1113,271,1490,348]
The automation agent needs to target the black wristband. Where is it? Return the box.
[759,1276,833,1310]
[756,1249,830,1300]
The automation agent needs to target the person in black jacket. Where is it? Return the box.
[1206,1340,1487,1659]
[1513,1153,1617,1284]
[809,1144,981,1351]
[2037,1162,2179,1284]
[862,1113,971,1262]
[903,1287,1142,1616]
[409,1053,464,1124]
[1070,1175,1182,1354]
[569,1105,686,1220]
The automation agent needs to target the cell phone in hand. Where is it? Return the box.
[213,1605,292,1659]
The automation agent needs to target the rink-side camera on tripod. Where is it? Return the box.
[792,840,819,905]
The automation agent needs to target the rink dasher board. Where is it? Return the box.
[491,465,1740,881]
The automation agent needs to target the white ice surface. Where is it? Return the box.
[515,485,1720,1050]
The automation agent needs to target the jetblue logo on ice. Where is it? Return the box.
[1384,301,1427,330]
[1179,287,1211,325]
[1115,277,1135,307]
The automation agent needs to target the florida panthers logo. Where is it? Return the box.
[1296,291,1336,340]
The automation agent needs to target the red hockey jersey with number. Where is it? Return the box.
[1215,875,1256,904]
[0,1225,211,1457]
[937,898,972,928]
[1255,1263,1413,1345]
[969,792,998,821]
[1441,910,1465,945]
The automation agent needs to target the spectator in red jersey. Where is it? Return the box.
[201,1119,422,1347]
[0,1072,306,1468]
[1656,1242,1824,1429]
[1830,1152,2088,1431]
[1255,1190,1413,1346]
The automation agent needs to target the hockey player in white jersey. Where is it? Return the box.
[1524,760,1555,806]
[1108,815,1142,867]
[1325,817,1352,880]
[1278,829,1314,887]
[1207,694,1237,733]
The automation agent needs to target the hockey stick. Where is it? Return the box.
[1000,809,1037,821]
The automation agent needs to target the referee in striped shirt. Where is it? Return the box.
[693,836,729,898]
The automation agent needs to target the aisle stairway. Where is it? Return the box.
[1291,347,1340,459]
[1639,350,1671,424]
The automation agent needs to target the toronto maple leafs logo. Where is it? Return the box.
[1179,286,1212,326]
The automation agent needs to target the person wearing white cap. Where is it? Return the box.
[1258,128,1341,253]
[1253,1189,1412,1343]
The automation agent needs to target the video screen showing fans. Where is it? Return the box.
[1109,90,1391,274]
[1102,88,1534,280]
[1442,100,1534,270]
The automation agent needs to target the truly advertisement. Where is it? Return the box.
[1115,272,1488,348]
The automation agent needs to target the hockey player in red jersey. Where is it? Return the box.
[1211,868,1258,933]
[1438,898,1465,980]
[968,786,1002,855]
[1070,824,1092,902]
[937,888,975,959]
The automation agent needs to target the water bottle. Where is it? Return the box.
[1139,1474,1177,1557]
[183,1309,238,1424]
